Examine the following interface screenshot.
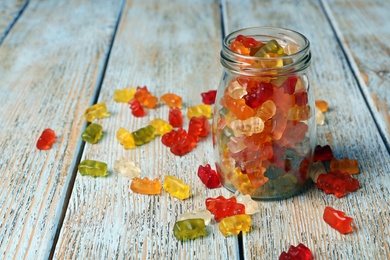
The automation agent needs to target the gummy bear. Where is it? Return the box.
[221,95,255,120]
[330,158,359,175]
[201,90,217,105]
[323,206,353,234]
[254,39,284,57]
[206,195,245,221]
[113,157,141,179]
[160,93,182,108]
[81,123,103,144]
[130,177,161,195]
[235,34,260,48]
[218,214,251,237]
[36,128,56,150]
[170,134,196,156]
[279,243,313,260]
[315,100,328,112]
[173,218,207,241]
[313,145,334,162]
[113,88,135,102]
[132,125,156,146]
[316,171,359,198]
[243,82,273,108]
[228,167,257,195]
[280,76,298,95]
[116,127,136,149]
[188,116,210,141]
[230,41,250,55]
[315,108,325,125]
[256,100,276,121]
[284,42,300,55]
[294,92,308,106]
[286,105,311,121]
[187,104,212,119]
[134,86,158,108]
[226,79,247,99]
[308,161,326,183]
[177,209,212,225]
[78,160,108,177]
[230,117,265,137]
[163,175,191,200]
[150,118,173,135]
[161,128,187,147]
[234,191,259,215]
[129,98,146,117]
[197,164,221,189]
[84,102,110,122]
[168,107,183,127]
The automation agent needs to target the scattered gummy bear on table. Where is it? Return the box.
[36,128,56,150]
[323,206,353,234]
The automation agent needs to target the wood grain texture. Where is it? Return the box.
[0,0,122,258]
[0,0,28,43]
[322,0,390,147]
[224,0,390,259]
[53,0,240,259]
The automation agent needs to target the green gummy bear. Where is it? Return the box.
[78,159,108,177]
[173,218,207,241]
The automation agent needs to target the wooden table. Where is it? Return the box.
[1,0,389,259]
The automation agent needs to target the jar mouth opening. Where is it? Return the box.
[221,26,311,75]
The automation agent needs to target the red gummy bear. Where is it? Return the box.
[188,116,210,141]
[294,92,308,106]
[129,98,145,117]
[197,164,221,188]
[281,76,298,95]
[279,243,313,260]
[316,171,359,198]
[36,128,56,150]
[201,90,217,105]
[170,134,196,156]
[168,107,183,127]
[313,145,334,162]
[243,82,273,108]
[205,196,245,221]
[323,206,353,234]
[161,128,187,147]
[235,34,260,48]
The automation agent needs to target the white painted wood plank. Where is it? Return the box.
[54,0,240,259]
[0,0,122,259]
[224,0,390,259]
[0,0,28,43]
[322,0,390,147]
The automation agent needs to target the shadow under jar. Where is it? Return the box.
[212,27,316,200]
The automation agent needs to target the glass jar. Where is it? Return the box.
[212,27,316,200]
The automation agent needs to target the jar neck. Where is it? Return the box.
[220,27,311,77]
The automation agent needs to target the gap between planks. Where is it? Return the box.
[0,0,30,46]
[47,1,127,259]
[319,0,390,155]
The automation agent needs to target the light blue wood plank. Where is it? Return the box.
[0,0,28,44]
[323,0,390,148]
[0,0,123,258]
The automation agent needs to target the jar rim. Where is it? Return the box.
[221,26,311,76]
[223,26,310,60]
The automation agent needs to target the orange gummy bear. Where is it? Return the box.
[134,86,158,108]
[330,158,359,175]
[221,95,255,120]
[160,93,183,108]
[130,177,162,195]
